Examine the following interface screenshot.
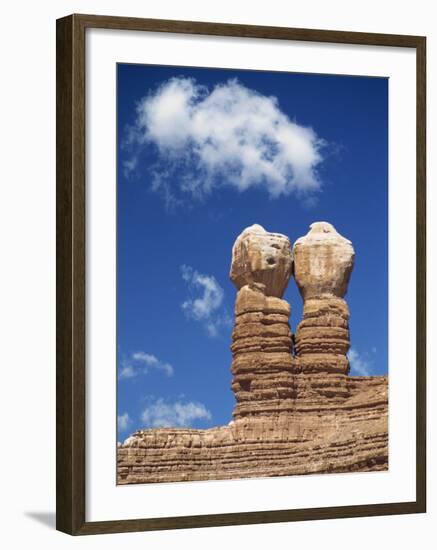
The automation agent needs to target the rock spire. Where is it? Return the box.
[293,222,355,374]
[229,224,295,418]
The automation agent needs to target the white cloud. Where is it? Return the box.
[181,265,224,320]
[141,398,212,428]
[122,157,137,178]
[205,313,233,338]
[118,361,137,380]
[118,351,174,379]
[348,348,372,376]
[124,77,325,204]
[118,412,132,432]
[180,265,231,337]
[132,351,174,377]
[205,323,218,338]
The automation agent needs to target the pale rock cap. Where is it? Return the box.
[293,221,355,299]
[230,224,293,298]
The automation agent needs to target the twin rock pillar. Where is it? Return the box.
[293,222,355,375]
[230,224,295,419]
[229,222,355,419]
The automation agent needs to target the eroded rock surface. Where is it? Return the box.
[230,224,293,298]
[230,226,295,418]
[118,375,387,483]
[294,222,355,374]
[117,222,388,485]
[293,221,355,299]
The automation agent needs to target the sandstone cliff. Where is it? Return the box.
[117,222,388,484]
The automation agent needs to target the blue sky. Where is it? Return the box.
[117,63,388,441]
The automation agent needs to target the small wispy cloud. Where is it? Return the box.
[117,412,132,432]
[118,362,137,380]
[123,77,325,206]
[348,348,373,376]
[180,265,231,337]
[181,265,224,319]
[141,397,212,428]
[118,351,174,380]
[122,157,137,178]
[205,313,233,338]
[132,352,174,377]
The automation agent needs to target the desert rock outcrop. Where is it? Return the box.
[117,221,388,485]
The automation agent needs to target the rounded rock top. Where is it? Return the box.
[294,221,353,246]
[293,221,355,299]
[230,224,293,298]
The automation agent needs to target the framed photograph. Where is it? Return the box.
[56,14,426,535]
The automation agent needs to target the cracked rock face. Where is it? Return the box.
[230,224,293,298]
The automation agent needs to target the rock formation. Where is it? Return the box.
[294,221,354,375]
[229,224,296,418]
[117,222,388,485]
[230,224,293,297]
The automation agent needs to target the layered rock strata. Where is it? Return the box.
[229,225,295,418]
[118,375,387,483]
[117,222,388,485]
[294,222,355,375]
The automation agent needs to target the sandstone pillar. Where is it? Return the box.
[118,222,388,484]
[229,225,295,418]
[293,222,355,374]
